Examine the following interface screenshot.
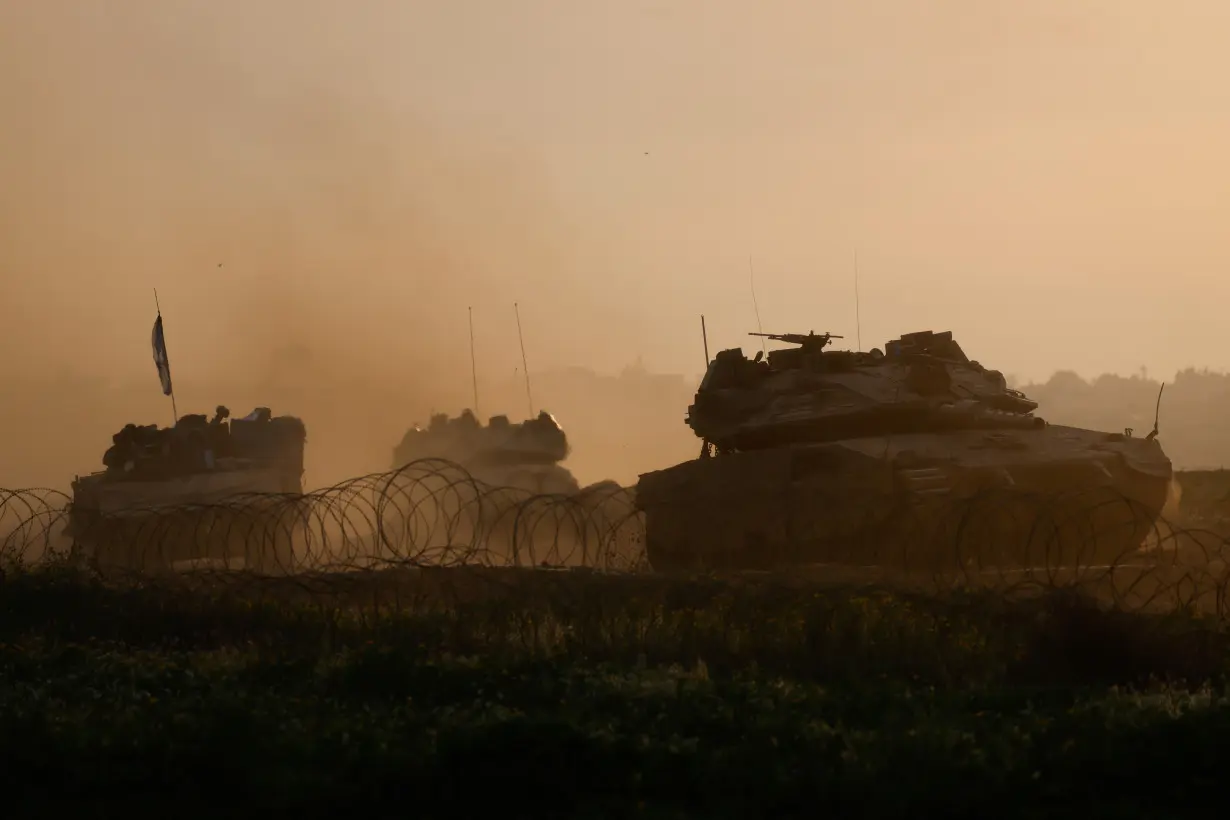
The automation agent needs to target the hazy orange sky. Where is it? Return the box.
[2,1,1229,473]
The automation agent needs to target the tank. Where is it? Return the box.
[68,405,306,574]
[385,409,646,569]
[392,408,582,495]
[635,330,1174,572]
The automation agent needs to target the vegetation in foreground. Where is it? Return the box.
[2,565,1229,818]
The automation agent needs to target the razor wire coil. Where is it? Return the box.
[2,459,1230,619]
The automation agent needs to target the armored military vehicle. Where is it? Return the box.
[392,409,582,495]
[386,410,642,568]
[68,406,306,574]
[635,330,1174,572]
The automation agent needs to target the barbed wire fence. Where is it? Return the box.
[3,459,1230,620]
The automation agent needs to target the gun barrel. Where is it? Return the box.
[747,332,846,339]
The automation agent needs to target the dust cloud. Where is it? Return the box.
[0,2,691,491]
[4,2,1230,493]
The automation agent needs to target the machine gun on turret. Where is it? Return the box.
[748,331,843,352]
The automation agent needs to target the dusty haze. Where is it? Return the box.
[3,2,1230,490]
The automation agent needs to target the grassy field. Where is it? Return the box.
[2,563,1230,818]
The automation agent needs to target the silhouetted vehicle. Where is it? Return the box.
[635,330,1173,572]
[68,406,305,574]
[389,409,636,568]
[392,409,582,495]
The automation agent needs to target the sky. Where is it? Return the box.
[2,0,1229,483]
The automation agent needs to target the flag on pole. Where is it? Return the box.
[151,314,173,396]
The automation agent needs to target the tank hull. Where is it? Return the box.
[369,464,634,569]
[635,426,1173,572]
[475,463,580,496]
[69,466,302,575]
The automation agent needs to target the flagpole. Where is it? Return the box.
[153,289,179,423]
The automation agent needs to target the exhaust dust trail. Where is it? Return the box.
[11,2,1225,492]
[0,2,695,490]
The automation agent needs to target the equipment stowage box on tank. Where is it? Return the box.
[634,330,1174,572]
[68,406,306,574]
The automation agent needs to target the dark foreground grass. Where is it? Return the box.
[2,566,1230,818]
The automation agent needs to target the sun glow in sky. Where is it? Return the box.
[2,0,1229,483]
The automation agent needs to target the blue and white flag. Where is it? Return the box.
[151,314,173,396]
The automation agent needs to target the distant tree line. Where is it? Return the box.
[1019,368,1230,470]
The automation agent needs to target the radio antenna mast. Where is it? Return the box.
[700,314,710,366]
[468,306,479,416]
[749,255,766,358]
[853,248,863,352]
[514,302,534,418]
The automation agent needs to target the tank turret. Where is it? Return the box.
[687,329,1040,453]
[392,409,578,494]
[636,329,1174,573]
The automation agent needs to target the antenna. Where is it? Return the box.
[468,306,479,417]
[514,302,534,418]
[701,314,710,366]
[1146,382,1165,442]
[853,248,863,352]
[748,255,766,358]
